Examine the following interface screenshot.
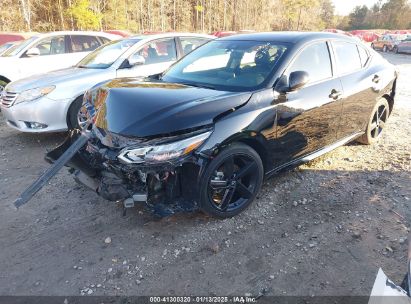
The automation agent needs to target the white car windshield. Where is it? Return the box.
[77,38,141,69]
[1,37,38,57]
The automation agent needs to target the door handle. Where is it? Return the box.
[329,89,342,100]
[372,75,380,83]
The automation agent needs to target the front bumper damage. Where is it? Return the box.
[41,128,208,215]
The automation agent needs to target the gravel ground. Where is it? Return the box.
[0,53,410,297]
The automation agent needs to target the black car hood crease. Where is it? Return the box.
[87,78,252,138]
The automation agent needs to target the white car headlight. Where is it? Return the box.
[118,131,212,164]
[14,86,55,105]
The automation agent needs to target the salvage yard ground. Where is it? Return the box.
[0,53,410,296]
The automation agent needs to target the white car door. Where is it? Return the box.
[17,35,74,78]
[116,38,178,78]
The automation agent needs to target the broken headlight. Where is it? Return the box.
[118,131,211,164]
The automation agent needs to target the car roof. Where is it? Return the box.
[37,31,121,39]
[127,32,215,41]
[219,31,357,44]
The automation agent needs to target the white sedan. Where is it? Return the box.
[0,33,213,132]
[0,31,120,92]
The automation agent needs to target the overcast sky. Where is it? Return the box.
[332,0,384,15]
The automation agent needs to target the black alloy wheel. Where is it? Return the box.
[357,98,389,145]
[200,143,263,218]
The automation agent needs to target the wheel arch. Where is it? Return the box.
[216,132,272,172]
[0,75,11,84]
[384,78,396,115]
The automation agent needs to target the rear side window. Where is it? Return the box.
[70,35,102,53]
[357,45,369,67]
[180,37,210,55]
[333,41,362,75]
[30,36,67,56]
[287,42,332,84]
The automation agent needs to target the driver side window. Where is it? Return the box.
[135,38,177,64]
[286,42,332,84]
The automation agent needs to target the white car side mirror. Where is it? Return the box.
[128,54,145,67]
[26,47,41,57]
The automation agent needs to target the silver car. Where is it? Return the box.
[0,33,213,132]
[393,36,411,54]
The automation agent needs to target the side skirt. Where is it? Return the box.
[265,132,364,178]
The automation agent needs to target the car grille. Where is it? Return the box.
[0,91,18,107]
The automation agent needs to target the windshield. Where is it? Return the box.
[76,38,141,69]
[0,42,17,55]
[1,36,37,57]
[162,40,288,92]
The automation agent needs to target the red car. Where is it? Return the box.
[211,31,237,38]
[350,30,380,42]
[0,32,36,45]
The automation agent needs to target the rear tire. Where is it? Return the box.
[199,143,264,218]
[383,45,388,52]
[357,98,390,145]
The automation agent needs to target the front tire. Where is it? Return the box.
[0,79,8,93]
[371,43,375,50]
[393,46,399,54]
[67,96,87,131]
[357,98,390,145]
[199,143,264,218]
[383,45,388,52]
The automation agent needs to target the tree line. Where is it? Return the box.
[0,0,410,34]
[339,0,411,30]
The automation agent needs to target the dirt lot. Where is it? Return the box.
[0,53,410,297]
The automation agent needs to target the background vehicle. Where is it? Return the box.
[393,36,411,54]
[0,32,36,45]
[350,30,380,42]
[104,30,133,37]
[0,31,120,92]
[18,32,397,219]
[0,33,213,132]
[371,34,407,52]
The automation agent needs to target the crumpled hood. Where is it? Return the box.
[85,78,252,138]
[6,67,102,93]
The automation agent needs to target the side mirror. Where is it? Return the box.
[26,47,40,57]
[128,54,145,67]
[289,71,310,91]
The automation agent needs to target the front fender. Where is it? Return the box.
[198,90,277,171]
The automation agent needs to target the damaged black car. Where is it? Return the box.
[14,32,397,218]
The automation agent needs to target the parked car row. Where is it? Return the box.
[371,33,411,54]
[0,31,123,91]
[0,32,213,132]
[7,32,398,220]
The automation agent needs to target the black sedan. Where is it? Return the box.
[15,32,398,218]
